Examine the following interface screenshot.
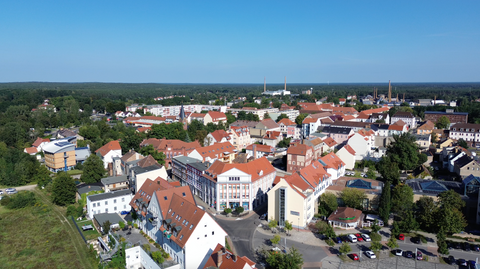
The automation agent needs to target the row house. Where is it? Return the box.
[449,123,480,145]
[140,138,201,168]
[87,189,132,219]
[268,160,333,228]
[188,142,237,164]
[202,157,276,211]
[286,143,313,172]
[391,111,416,128]
[278,118,301,139]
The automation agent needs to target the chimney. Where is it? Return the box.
[253,144,257,160]
[264,77,266,92]
[284,76,287,91]
[216,251,223,266]
[232,254,237,262]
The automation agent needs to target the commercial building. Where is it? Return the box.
[424,110,468,124]
[43,137,77,172]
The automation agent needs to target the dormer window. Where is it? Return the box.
[190,224,194,229]
[171,212,175,217]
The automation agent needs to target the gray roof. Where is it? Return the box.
[88,189,131,202]
[77,183,104,195]
[131,164,162,175]
[188,162,209,171]
[101,175,128,186]
[94,213,124,226]
[43,138,76,154]
[126,159,142,166]
[75,147,91,162]
[173,156,201,166]
[320,126,352,134]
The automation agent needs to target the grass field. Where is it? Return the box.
[0,190,98,269]
[76,219,101,241]
[67,169,83,176]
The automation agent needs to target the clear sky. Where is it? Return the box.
[1,1,479,83]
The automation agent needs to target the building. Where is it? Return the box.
[388,120,408,136]
[96,140,122,169]
[286,143,313,172]
[93,213,125,233]
[140,138,201,168]
[203,244,256,269]
[126,245,180,269]
[204,130,231,147]
[326,177,383,210]
[101,175,129,193]
[346,130,376,161]
[112,149,144,176]
[327,207,363,229]
[245,144,274,159]
[391,111,416,128]
[270,109,299,122]
[278,118,300,139]
[43,137,77,172]
[336,145,356,170]
[32,137,51,152]
[268,160,333,228]
[303,137,325,160]
[208,111,227,125]
[319,152,346,180]
[417,120,435,135]
[188,142,237,164]
[320,126,354,144]
[86,189,132,219]
[202,157,276,211]
[227,108,279,121]
[424,110,468,124]
[262,131,283,147]
[228,126,251,151]
[449,123,480,146]
[129,155,168,193]
[414,134,431,149]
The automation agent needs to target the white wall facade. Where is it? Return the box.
[101,149,122,169]
[87,192,132,219]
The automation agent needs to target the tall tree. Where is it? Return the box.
[378,181,392,222]
[386,133,425,171]
[139,145,166,165]
[435,116,450,129]
[339,188,367,210]
[376,158,400,185]
[318,192,338,217]
[52,172,77,206]
[295,113,308,126]
[80,154,106,183]
[391,184,414,216]
[415,196,437,232]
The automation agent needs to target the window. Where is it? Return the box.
[105,201,108,205]
[124,205,126,209]
[212,231,214,235]
[122,198,125,202]
[97,202,100,207]
[114,206,117,211]
[205,234,207,237]
[190,224,194,229]
[105,208,108,213]
[114,199,117,204]
[93,203,96,208]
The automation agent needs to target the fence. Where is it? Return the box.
[71,216,87,244]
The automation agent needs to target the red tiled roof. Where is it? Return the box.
[302,117,318,124]
[328,207,362,223]
[140,138,201,151]
[320,152,345,169]
[137,155,159,168]
[246,144,274,153]
[32,137,50,147]
[129,177,172,210]
[95,140,121,156]
[24,147,37,154]
[137,127,151,133]
[190,113,206,118]
[287,143,313,156]
[277,118,296,126]
[208,111,227,122]
[204,157,275,183]
[298,160,331,188]
[342,115,356,121]
[203,243,256,269]
[356,112,370,120]
[192,142,236,160]
[260,118,280,129]
[263,131,281,140]
[418,120,435,130]
[210,130,231,142]
[393,119,406,126]
[388,124,405,131]
[343,144,356,155]
[323,137,337,147]
[360,107,390,115]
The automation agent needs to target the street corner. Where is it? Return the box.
[320,245,339,257]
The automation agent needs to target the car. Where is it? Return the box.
[6,189,17,194]
[394,249,403,256]
[350,253,359,261]
[120,211,129,215]
[471,244,480,251]
[365,250,376,259]
[347,234,357,243]
[411,237,421,244]
[463,242,471,251]
[398,234,405,241]
[469,260,477,269]
[361,234,371,242]
[447,240,453,249]
[404,250,414,258]
[416,251,423,260]
[454,242,462,249]
[0,190,3,195]
[5,188,16,192]
[446,256,455,265]
[458,259,467,266]
[355,233,363,241]
[334,237,342,244]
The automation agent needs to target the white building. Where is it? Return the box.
[449,123,480,145]
[391,111,416,128]
[86,189,132,219]
[95,140,122,169]
[346,130,376,161]
[125,246,180,269]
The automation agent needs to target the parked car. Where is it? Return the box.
[446,256,455,265]
[355,233,363,242]
[350,253,359,261]
[5,188,16,192]
[365,250,376,259]
[404,251,414,258]
[334,237,342,244]
[120,211,129,215]
[454,242,462,249]
[469,260,477,269]
[0,190,3,195]
[394,249,403,256]
[347,234,357,243]
[471,244,480,251]
[6,189,17,194]
[411,237,420,244]
[361,234,371,242]
[458,259,467,266]
[463,242,471,251]
[398,234,405,241]
[416,251,423,260]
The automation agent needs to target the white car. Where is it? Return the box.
[0,190,3,195]
[365,251,376,259]
[361,234,371,242]
[347,234,357,243]
[395,249,403,256]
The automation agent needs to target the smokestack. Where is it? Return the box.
[434,95,436,105]
[403,93,405,103]
[284,76,287,91]
[253,144,257,160]
[396,93,398,102]
[388,80,392,103]
[216,249,224,266]
[264,77,266,92]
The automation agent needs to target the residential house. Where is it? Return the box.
[262,131,283,147]
[319,152,346,180]
[126,245,180,269]
[129,155,168,193]
[303,137,325,160]
[112,149,144,176]
[322,137,338,153]
[278,118,300,139]
[189,113,209,124]
[204,130,231,147]
[369,113,390,124]
[329,121,371,132]
[336,145,356,170]
[346,130,376,161]
[208,111,227,125]
[245,144,274,159]
[101,175,129,193]
[268,160,333,228]
[87,189,132,219]
[269,109,299,122]
[57,129,84,141]
[32,137,51,152]
[414,134,431,149]
[93,213,124,233]
[454,155,480,178]
[417,120,435,135]
[248,119,280,140]
[203,244,256,269]
[24,147,38,156]
[286,143,314,172]
[228,125,251,151]
[320,126,354,144]
[140,138,201,168]
[327,207,363,229]
[96,140,122,169]
[201,157,276,211]
[188,142,237,164]
[388,120,408,136]
[449,123,480,146]
[391,111,416,128]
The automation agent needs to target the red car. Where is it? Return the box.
[350,253,359,261]
[355,233,363,241]
[399,234,405,241]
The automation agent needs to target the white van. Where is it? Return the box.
[348,234,357,243]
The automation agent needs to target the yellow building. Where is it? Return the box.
[43,138,77,172]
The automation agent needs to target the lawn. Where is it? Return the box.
[76,219,101,240]
[0,191,98,268]
[67,169,83,176]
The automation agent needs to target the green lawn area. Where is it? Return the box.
[0,191,98,268]
[67,169,83,176]
[76,219,101,240]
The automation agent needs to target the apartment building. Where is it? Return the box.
[86,189,132,219]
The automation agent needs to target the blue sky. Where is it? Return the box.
[1,1,479,83]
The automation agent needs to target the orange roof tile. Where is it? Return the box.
[320,152,345,169]
[203,243,256,269]
[140,138,201,151]
[24,147,37,154]
[323,137,337,147]
[190,113,206,118]
[210,130,231,142]
[263,131,281,140]
[95,140,121,156]
[246,144,274,153]
[204,157,275,183]
[129,177,172,210]
[192,142,236,160]
[32,137,50,147]
[302,117,318,124]
[208,111,227,122]
[287,143,313,156]
[343,144,356,155]
[277,118,296,126]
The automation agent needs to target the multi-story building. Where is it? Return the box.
[320,126,354,144]
[245,144,274,159]
[43,137,77,172]
[204,130,231,147]
[86,189,132,219]
[112,149,144,176]
[278,118,300,139]
[270,109,299,122]
[171,156,209,200]
[286,143,314,172]
[304,137,325,160]
[262,131,283,147]
[417,120,435,135]
[391,111,416,128]
[139,104,227,117]
[319,152,346,180]
[346,129,376,161]
[188,142,237,164]
[424,110,468,124]
[96,140,122,169]
[226,107,279,121]
[228,126,251,151]
[129,155,168,193]
[140,138,201,168]
[449,123,480,145]
[203,244,256,269]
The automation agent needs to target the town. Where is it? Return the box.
[1,82,480,269]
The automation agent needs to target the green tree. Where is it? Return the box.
[387,236,398,249]
[80,154,106,183]
[119,221,125,230]
[268,218,278,231]
[264,112,271,119]
[295,113,308,125]
[435,190,467,234]
[318,192,338,217]
[458,138,468,149]
[391,184,414,216]
[378,181,391,222]
[52,172,77,206]
[284,220,293,235]
[415,196,437,232]
[376,158,400,185]
[102,220,111,234]
[236,206,244,214]
[372,221,381,234]
[270,234,281,245]
[437,227,449,255]
[277,137,291,148]
[226,112,236,124]
[139,144,166,165]
[391,221,400,238]
[398,210,418,233]
[276,114,289,122]
[339,188,367,210]
[370,241,383,251]
[339,242,351,255]
[151,251,165,264]
[325,238,335,247]
[385,133,424,171]
[33,165,52,188]
[266,246,303,269]
[435,116,450,129]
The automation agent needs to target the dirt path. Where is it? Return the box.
[33,189,94,269]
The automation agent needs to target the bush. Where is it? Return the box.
[151,251,165,264]
[4,191,36,209]
[154,243,160,249]
[370,233,382,242]
[66,205,77,217]
[236,206,244,214]
[224,208,232,214]
[119,221,125,230]
[134,223,138,229]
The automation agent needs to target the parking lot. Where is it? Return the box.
[321,255,457,269]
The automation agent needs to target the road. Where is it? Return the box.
[0,184,37,193]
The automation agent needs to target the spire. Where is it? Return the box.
[179,103,185,121]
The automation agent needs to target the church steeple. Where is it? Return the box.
[179,103,185,121]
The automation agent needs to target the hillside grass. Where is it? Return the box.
[0,190,97,268]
